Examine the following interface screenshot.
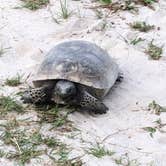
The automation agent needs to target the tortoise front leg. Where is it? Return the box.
[79,91,108,114]
[21,86,53,104]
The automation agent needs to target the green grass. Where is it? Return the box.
[146,40,163,60]
[88,144,115,158]
[0,96,24,114]
[36,105,73,130]
[114,154,140,166]
[130,21,154,32]
[99,0,112,4]
[142,127,156,138]
[142,0,157,5]
[130,37,145,45]
[46,141,71,164]
[57,159,83,166]
[6,147,44,165]
[123,1,137,11]
[5,74,22,87]
[0,45,5,57]
[0,98,80,165]
[0,150,6,158]
[59,0,72,19]
[22,0,49,10]
[43,137,61,147]
[134,0,158,9]
[1,129,44,165]
[0,119,65,164]
[148,100,166,115]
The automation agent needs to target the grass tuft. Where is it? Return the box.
[142,0,157,5]
[87,144,115,158]
[130,37,145,45]
[148,100,166,115]
[130,21,155,32]
[142,127,156,138]
[22,0,49,10]
[146,40,163,60]
[0,96,24,114]
[114,153,140,166]
[43,137,61,147]
[5,74,22,87]
[0,45,6,57]
[99,0,112,5]
[36,105,73,130]
[59,0,72,19]
[6,147,44,165]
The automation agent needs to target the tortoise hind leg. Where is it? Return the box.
[79,91,108,114]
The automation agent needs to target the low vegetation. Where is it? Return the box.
[0,96,24,114]
[21,0,49,10]
[141,0,158,5]
[114,153,140,166]
[5,74,22,87]
[142,126,156,138]
[59,0,72,19]
[90,0,159,14]
[130,21,154,32]
[36,105,74,130]
[146,40,163,60]
[0,117,82,165]
[87,144,115,158]
[0,45,5,57]
[148,100,166,115]
[130,37,145,45]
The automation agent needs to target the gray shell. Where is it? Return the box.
[33,40,119,98]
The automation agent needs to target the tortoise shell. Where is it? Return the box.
[33,40,119,98]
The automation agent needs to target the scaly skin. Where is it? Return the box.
[78,91,108,114]
[21,83,108,114]
[21,85,53,104]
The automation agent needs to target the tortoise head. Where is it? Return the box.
[54,80,77,99]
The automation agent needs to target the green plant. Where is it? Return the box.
[99,0,112,5]
[148,100,166,115]
[22,0,49,10]
[0,45,5,57]
[43,137,60,147]
[0,96,23,114]
[114,154,140,166]
[143,0,157,5]
[87,144,115,158]
[0,150,6,158]
[142,127,156,138]
[59,0,71,19]
[94,9,104,19]
[6,147,44,165]
[57,158,83,166]
[5,74,22,87]
[130,37,145,45]
[146,40,163,60]
[124,1,136,11]
[47,142,71,164]
[130,21,154,32]
[36,105,73,130]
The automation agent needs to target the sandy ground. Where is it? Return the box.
[1,0,166,165]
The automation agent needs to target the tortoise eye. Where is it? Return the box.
[66,87,72,93]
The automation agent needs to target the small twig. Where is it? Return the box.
[100,128,130,144]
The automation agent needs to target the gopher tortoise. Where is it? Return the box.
[22,40,120,114]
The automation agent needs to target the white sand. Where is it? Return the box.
[1,0,166,165]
